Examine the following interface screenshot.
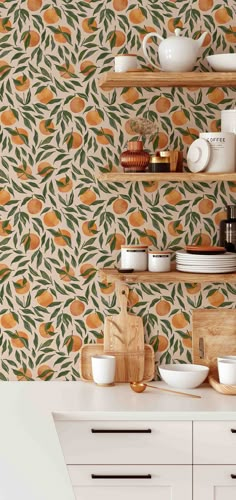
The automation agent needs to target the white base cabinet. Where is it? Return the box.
[194,466,236,499]
[55,420,236,500]
[68,465,192,500]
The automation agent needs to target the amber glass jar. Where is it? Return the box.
[120,141,150,173]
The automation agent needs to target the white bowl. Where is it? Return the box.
[206,54,236,72]
[218,359,236,385]
[159,364,209,389]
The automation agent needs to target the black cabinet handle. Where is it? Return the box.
[91,429,152,434]
[231,429,236,433]
[231,474,236,479]
[91,474,152,480]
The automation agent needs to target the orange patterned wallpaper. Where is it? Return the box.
[0,0,235,380]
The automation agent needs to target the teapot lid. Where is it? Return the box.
[174,28,182,37]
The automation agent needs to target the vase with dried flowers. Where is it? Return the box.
[120,118,157,173]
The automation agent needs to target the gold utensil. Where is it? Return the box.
[130,382,201,399]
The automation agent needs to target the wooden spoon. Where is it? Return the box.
[130,382,201,399]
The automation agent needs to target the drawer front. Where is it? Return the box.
[68,465,192,500]
[194,421,236,464]
[55,420,192,465]
[194,466,236,500]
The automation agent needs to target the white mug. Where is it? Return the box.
[114,54,138,73]
[218,359,236,385]
[91,355,116,386]
[200,132,235,173]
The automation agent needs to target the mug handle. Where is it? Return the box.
[142,32,164,70]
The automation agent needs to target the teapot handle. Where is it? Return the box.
[142,32,164,70]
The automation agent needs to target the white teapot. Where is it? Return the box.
[142,28,208,72]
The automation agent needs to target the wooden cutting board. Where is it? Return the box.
[104,284,145,381]
[79,344,155,383]
[192,309,236,375]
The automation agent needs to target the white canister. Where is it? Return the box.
[121,245,148,271]
[114,54,138,73]
[91,355,116,386]
[148,251,171,272]
[221,109,236,134]
[200,132,235,173]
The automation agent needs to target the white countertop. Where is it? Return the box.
[1,381,236,499]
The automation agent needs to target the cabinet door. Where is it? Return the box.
[68,465,192,500]
[194,421,236,464]
[194,466,236,499]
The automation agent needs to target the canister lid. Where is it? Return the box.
[148,250,171,254]
[150,155,170,163]
[121,245,148,249]
[187,138,211,173]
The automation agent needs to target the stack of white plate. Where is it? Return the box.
[176,250,236,273]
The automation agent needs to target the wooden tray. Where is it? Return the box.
[79,344,155,382]
[192,309,236,375]
[209,375,236,395]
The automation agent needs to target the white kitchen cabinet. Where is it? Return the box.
[55,416,236,500]
[55,420,192,464]
[68,465,192,500]
[194,466,236,499]
[194,421,236,464]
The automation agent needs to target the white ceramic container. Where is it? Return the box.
[200,132,235,173]
[221,109,236,134]
[114,54,138,72]
[218,359,236,385]
[207,53,236,72]
[91,355,116,386]
[148,251,171,272]
[142,28,207,72]
[159,364,209,389]
[121,245,148,271]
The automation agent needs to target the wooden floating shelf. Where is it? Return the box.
[97,172,236,182]
[98,71,236,91]
[100,268,236,284]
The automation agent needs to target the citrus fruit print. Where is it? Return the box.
[0,0,234,381]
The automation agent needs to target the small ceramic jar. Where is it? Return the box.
[148,251,171,272]
[121,245,148,271]
[114,54,138,73]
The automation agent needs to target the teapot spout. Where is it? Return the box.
[196,32,208,49]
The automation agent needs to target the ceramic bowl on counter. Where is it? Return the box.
[159,364,209,389]
[217,357,236,385]
[206,53,236,71]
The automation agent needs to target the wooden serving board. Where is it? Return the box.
[104,284,145,382]
[209,375,236,395]
[193,309,236,375]
[79,344,155,383]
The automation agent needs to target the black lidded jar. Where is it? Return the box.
[220,205,236,252]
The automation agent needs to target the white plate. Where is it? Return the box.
[176,264,236,273]
[176,250,236,257]
[207,53,236,72]
[176,261,236,266]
